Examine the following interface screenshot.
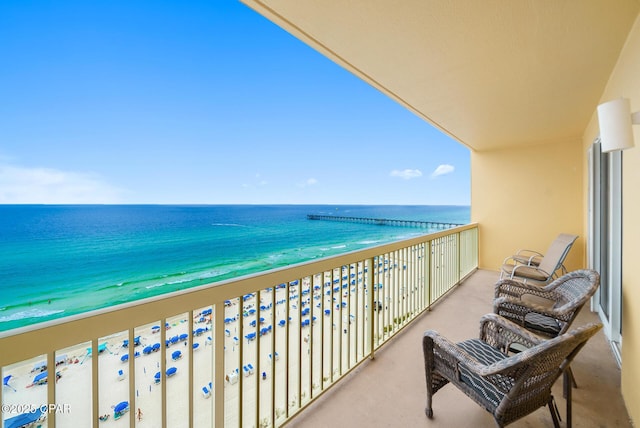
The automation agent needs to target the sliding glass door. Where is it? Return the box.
[589,140,622,363]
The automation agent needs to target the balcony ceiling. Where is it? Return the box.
[242,0,639,151]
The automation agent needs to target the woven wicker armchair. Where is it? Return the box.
[493,269,600,339]
[422,313,602,427]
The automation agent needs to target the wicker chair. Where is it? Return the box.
[423,313,601,427]
[493,269,600,340]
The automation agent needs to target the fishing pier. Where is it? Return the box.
[306,214,462,230]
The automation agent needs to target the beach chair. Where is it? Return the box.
[423,313,602,427]
[226,371,239,384]
[117,369,125,381]
[500,234,578,285]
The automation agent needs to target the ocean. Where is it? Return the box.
[0,205,470,332]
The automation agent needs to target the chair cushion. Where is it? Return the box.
[456,339,509,409]
[501,264,549,281]
[524,312,561,336]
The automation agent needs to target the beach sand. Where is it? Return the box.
[2,268,369,428]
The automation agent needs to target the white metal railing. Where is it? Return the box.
[0,223,478,428]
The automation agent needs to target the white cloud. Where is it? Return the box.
[390,169,423,180]
[297,178,318,188]
[430,164,455,178]
[0,164,126,204]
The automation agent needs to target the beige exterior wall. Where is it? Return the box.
[470,139,584,272]
[582,14,640,425]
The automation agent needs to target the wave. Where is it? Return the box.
[144,268,232,289]
[211,223,250,228]
[0,308,65,323]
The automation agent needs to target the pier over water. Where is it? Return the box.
[307,214,463,230]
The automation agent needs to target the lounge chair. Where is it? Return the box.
[423,313,601,427]
[500,234,578,285]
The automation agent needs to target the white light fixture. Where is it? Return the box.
[597,98,639,152]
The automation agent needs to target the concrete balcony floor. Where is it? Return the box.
[287,270,631,428]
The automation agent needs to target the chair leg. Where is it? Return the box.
[565,371,573,428]
[562,367,578,399]
[568,366,578,388]
[548,397,561,428]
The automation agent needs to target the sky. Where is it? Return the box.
[0,0,470,206]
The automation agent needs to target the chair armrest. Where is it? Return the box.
[513,249,543,266]
[509,264,552,281]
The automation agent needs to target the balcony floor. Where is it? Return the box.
[286,270,631,428]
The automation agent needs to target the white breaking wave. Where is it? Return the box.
[0,308,65,322]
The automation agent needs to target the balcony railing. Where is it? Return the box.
[0,223,478,428]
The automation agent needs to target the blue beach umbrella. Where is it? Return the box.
[33,371,47,385]
[166,367,177,377]
[3,375,16,392]
[4,407,44,428]
[120,354,129,362]
[114,401,128,413]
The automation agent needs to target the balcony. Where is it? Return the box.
[287,269,630,427]
[0,224,629,427]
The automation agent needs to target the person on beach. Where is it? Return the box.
[137,408,143,421]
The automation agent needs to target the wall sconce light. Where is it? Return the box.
[597,98,639,153]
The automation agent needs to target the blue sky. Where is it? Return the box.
[0,1,470,205]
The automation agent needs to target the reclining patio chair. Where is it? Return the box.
[423,313,601,427]
[500,233,578,285]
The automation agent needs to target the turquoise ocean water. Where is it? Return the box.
[0,205,469,332]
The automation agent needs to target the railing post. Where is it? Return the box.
[92,338,99,428]
[214,302,225,428]
[426,240,432,309]
[456,231,461,285]
[367,257,375,359]
[47,351,55,428]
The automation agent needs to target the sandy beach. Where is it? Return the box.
[1,268,370,428]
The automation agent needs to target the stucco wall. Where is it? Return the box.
[582,14,640,426]
[471,139,584,273]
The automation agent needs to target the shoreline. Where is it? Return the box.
[0,205,469,333]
